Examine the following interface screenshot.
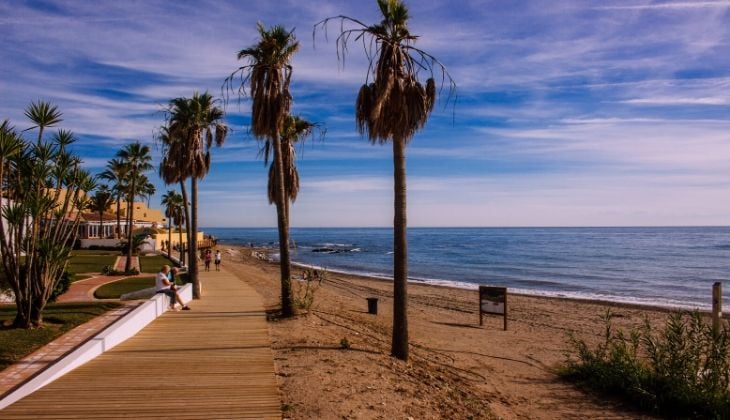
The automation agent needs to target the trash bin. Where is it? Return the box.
[366,297,378,314]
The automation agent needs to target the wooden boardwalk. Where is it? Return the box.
[1,267,281,419]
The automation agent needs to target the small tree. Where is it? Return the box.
[116,142,153,272]
[0,105,94,328]
[89,184,114,238]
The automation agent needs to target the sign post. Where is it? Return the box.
[713,282,722,337]
[479,286,508,330]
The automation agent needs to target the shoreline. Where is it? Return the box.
[262,250,718,313]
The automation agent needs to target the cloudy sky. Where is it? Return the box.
[1,0,729,227]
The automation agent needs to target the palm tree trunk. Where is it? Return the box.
[168,218,172,257]
[190,177,200,299]
[273,133,293,317]
[124,182,136,272]
[391,137,409,361]
[179,180,190,267]
[99,211,103,239]
[177,222,183,267]
[115,195,121,239]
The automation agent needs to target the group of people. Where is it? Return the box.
[202,249,222,272]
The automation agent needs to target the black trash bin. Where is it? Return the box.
[366,297,378,314]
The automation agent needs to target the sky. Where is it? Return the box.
[1,0,729,228]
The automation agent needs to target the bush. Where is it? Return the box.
[293,268,326,311]
[49,271,72,303]
[562,310,730,418]
[101,265,139,276]
[340,337,351,349]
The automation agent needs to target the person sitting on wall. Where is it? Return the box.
[156,265,190,310]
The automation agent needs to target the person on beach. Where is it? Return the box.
[214,250,221,271]
[204,249,212,271]
[156,265,190,310]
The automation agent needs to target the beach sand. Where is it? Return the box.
[222,246,673,419]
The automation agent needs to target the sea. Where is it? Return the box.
[203,227,730,311]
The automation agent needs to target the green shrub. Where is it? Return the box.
[340,337,351,349]
[562,310,730,418]
[293,268,326,311]
[49,271,72,303]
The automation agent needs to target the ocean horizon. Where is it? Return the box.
[203,226,730,311]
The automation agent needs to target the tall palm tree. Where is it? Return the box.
[165,92,227,298]
[89,184,114,238]
[100,158,128,239]
[116,142,153,272]
[227,23,299,317]
[317,0,454,360]
[158,126,190,266]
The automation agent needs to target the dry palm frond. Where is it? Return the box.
[315,0,455,145]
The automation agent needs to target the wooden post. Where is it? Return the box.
[479,290,483,326]
[713,282,722,336]
[503,291,508,331]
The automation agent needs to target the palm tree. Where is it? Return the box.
[158,126,190,266]
[24,100,62,147]
[116,142,153,272]
[89,185,114,238]
[165,92,227,298]
[316,0,454,360]
[161,190,185,262]
[137,175,156,208]
[226,23,299,317]
[263,115,316,223]
[100,158,128,239]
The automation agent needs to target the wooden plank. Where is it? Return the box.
[1,268,281,419]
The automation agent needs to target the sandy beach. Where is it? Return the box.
[220,247,677,419]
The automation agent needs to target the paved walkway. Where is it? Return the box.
[1,267,281,419]
[113,256,139,272]
[57,273,151,303]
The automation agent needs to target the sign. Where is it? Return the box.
[479,286,507,330]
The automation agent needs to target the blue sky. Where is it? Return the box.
[1,0,729,227]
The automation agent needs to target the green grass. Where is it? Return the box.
[67,254,117,274]
[71,274,91,283]
[93,276,155,299]
[139,255,174,273]
[0,302,121,371]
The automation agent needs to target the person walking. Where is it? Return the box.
[204,249,212,272]
[214,250,222,271]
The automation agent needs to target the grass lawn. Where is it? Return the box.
[67,254,117,275]
[71,274,91,283]
[93,276,155,299]
[138,255,174,273]
[0,302,121,371]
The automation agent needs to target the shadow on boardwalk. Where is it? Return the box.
[1,267,281,419]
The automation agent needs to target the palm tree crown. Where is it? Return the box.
[227,23,299,138]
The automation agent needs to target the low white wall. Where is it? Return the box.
[0,283,192,409]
